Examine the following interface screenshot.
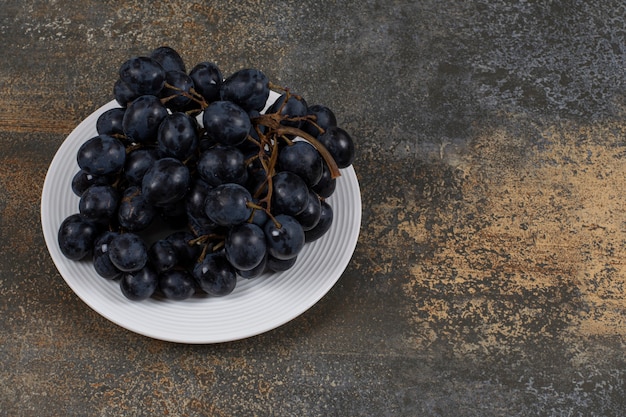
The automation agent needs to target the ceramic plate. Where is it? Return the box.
[40,96,361,344]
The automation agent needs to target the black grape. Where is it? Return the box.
[311,160,337,198]
[158,269,196,300]
[267,255,297,272]
[202,100,251,146]
[185,179,213,219]
[113,78,139,107]
[237,252,267,279]
[122,95,169,144]
[189,61,223,104]
[197,145,247,186]
[302,104,337,137]
[148,239,178,273]
[108,232,148,272]
[264,214,305,260]
[295,189,322,231]
[120,266,159,301]
[124,148,159,186]
[165,231,202,269]
[78,185,119,223]
[277,141,323,187]
[157,112,199,160]
[305,200,333,242]
[193,253,237,296]
[58,213,100,261]
[317,126,355,168]
[267,93,308,128]
[150,46,186,73]
[185,179,217,237]
[225,222,267,271]
[160,70,194,111]
[271,171,309,216]
[93,231,122,280]
[220,68,270,112]
[204,183,253,226]
[71,170,113,197]
[118,56,166,96]
[117,186,156,232]
[141,157,191,207]
[76,135,126,176]
[96,107,126,137]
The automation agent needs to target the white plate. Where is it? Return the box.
[40,97,361,344]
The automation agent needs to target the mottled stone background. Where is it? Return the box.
[2,1,626,416]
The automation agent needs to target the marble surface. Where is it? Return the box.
[2,1,626,415]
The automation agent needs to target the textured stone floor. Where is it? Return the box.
[2,1,626,416]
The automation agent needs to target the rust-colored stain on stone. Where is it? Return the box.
[396,116,626,357]
[0,157,47,254]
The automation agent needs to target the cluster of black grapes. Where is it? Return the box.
[57,46,355,302]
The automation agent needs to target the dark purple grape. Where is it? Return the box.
[93,231,122,279]
[277,141,323,186]
[120,266,159,301]
[264,214,305,260]
[159,269,196,300]
[189,61,223,104]
[165,231,202,268]
[185,179,217,236]
[117,186,156,232]
[202,100,251,147]
[266,255,297,272]
[305,200,333,242]
[303,104,337,137]
[141,157,191,207]
[220,68,270,112]
[237,252,267,279]
[78,185,119,223]
[295,189,322,231]
[124,148,159,186]
[197,145,247,186]
[114,78,139,108]
[148,239,178,273]
[311,160,336,198]
[77,135,126,176]
[57,213,100,261]
[225,222,267,271]
[119,56,166,96]
[193,253,237,296]
[204,183,253,226]
[267,93,308,128]
[149,46,186,73]
[108,233,148,272]
[271,171,309,216]
[157,112,199,160]
[71,170,113,197]
[122,95,169,144]
[185,179,213,219]
[96,107,126,137]
[160,70,194,111]
[317,126,355,168]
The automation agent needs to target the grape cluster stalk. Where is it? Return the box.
[58,46,355,301]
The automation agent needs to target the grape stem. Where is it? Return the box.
[160,82,209,109]
[252,113,341,179]
[246,202,282,229]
